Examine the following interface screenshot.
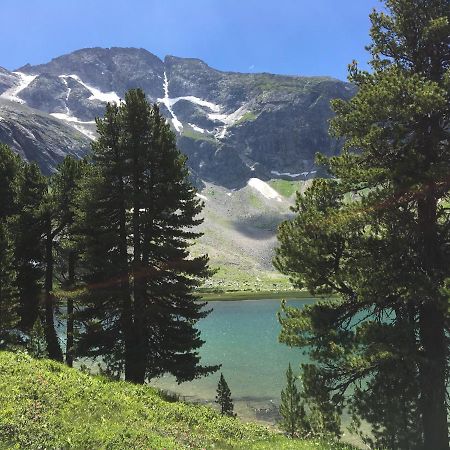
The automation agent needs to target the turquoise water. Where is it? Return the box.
[150,298,314,422]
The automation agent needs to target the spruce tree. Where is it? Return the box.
[275,1,449,448]
[14,163,46,332]
[40,156,85,362]
[76,90,219,383]
[0,222,19,338]
[0,143,21,220]
[51,157,86,367]
[215,373,235,417]
[0,144,21,344]
[279,364,303,438]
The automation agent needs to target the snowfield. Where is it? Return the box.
[156,72,248,138]
[1,72,37,104]
[59,75,122,104]
[158,72,183,132]
[50,112,97,139]
[248,178,282,202]
[188,123,206,133]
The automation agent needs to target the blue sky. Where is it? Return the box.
[1,0,382,80]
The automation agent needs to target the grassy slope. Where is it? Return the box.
[194,180,317,294]
[0,352,355,450]
[194,182,295,293]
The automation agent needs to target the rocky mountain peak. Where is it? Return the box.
[1,47,355,187]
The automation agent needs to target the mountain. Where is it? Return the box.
[0,47,354,289]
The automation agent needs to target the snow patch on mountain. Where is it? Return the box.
[165,95,221,112]
[271,170,302,178]
[188,123,205,133]
[154,75,249,139]
[1,72,37,104]
[59,75,121,104]
[248,178,282,202]
[50,112,95,125]
[196,193,207,201]
[209,105,247,139]
[158,72,183,132]
[50,112,96,139]
[271,170,318,178]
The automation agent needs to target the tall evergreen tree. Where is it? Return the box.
[77,91,218,383]
[0,143,21,220]
[275,1,449,449]
[41,156,85,362]
[279,364,303,438]
[215,373,235,417]
[0,222,19,337]
[14,163,46,332]
[0,144,21,344]
[51,157,86,367]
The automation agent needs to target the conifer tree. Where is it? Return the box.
[14,163,46,332]
[275,1,449,448]
[0,143,21,220]
[51,157,86,367]
[41,156,85,362]
[76,90,219,383]
[0,144,21,344]
[215,373,235,417]
[279,364,303,438]
[0,222,19,337]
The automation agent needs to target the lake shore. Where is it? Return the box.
[199,289,321,301]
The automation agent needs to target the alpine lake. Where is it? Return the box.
[150,298,313,425]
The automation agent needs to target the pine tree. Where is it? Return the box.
[275,1,449,448]
[0,143,21,220]
[0,144,21,345]
[76,90,219,383]
[279,364,303,438]
[28,317,48,358]
[51,157,86,367]
[215,373,235,417]
[14,162,46,332]
[40,156,85,362]
[0,222,19,338]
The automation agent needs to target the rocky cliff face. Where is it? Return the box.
[0,98,90,174]
[1,47,353,186]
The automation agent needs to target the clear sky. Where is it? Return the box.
[0,0,383,81]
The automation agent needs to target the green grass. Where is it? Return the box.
[268,179,300,197]
[0,351,355,450]
[199,289,313,301]
[182,128,217,142]
[201,265,295,292]
[248,190,266,209]
[234,111,258,125]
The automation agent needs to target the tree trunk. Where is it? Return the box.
[65,250,75,367]
[417,195,449,450]
[127,151,147,384]
[418,302,448,450]
[116,178,136,383]
[44,219,63,362]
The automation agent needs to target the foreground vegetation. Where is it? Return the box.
[0,352,355,450]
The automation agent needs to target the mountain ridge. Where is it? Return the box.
[1,46,353,188]
[0,47,354,288]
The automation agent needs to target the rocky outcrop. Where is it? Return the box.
[0,98,90,174]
